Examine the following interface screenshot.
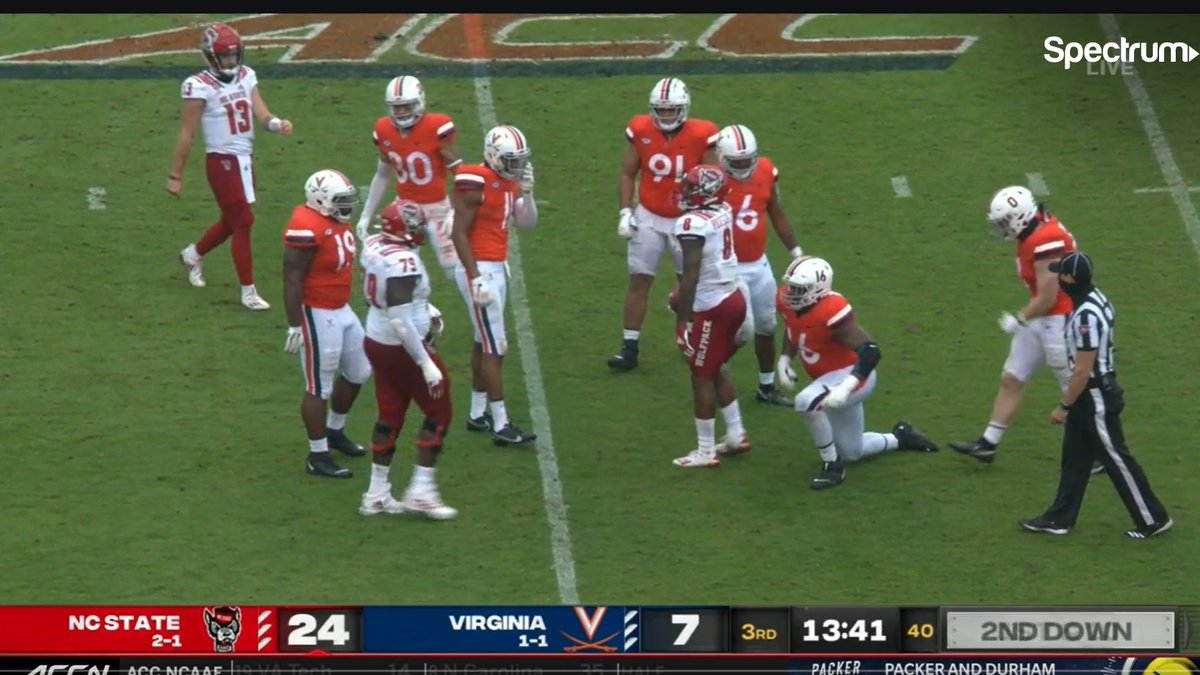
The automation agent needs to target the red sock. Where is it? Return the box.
[195,219,232,257]
[230,226,254,285]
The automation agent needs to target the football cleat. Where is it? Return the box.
[359,490,405,516]
[241,286,271,311]
[403,489,459,520]
[949,438,996,463]
[673,448,720,468]
[493,424,537,447]
[306,452,352,478]
[327,428,367,457]
[893,420,939,452]
[466,411,493,432]
[811,461,845,490]
[716,435,751,456]
[1090,461,1106,476]
[755,384,792,406]
[607,342,639,371]
[179,246,205,287]
[1018,515,1069,535]
[1125,518,1172,539]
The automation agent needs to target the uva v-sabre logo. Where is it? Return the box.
[27,667,110,675]
[1044,36,1199,70]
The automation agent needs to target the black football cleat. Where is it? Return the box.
[811,461,845,490]
[306,452,352,479]
[755,384,793,406]
[607,341,639,371]
[893,420,939,452]
[466,411,494,432]
[492,424,537,447]
[326,427,366,457]
[1018,515,1069,535]
[949,438,997,464]
[1090,461,1106,476]
[1126,518,1173,539]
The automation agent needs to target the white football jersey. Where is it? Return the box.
[673,204,739,312]
[360,234,431,346]
[181,66,259,156]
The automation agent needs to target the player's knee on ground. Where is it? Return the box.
[837,440,867,463]
[416,415,448,451]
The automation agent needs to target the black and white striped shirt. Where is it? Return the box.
[1066,288,1116,379]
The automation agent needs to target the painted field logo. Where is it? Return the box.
[1044,35,1198,71]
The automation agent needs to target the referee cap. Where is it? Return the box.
[1049,251,1093,282]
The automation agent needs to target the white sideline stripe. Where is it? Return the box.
[86,186,106,210]
[1101,14,1200,266]
[890,174,911,198]
[1025,172,1050,197]
[471,74,580,605]
[1133,186,1200,194]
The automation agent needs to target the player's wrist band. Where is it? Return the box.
[168,174,181,180]
[1058,401,1072,411]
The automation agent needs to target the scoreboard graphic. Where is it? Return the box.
[0,605,1195,673]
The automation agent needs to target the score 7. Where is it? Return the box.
[671,613,700,646]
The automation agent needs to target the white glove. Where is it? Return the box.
[821,375,861,410]
[776,354,797,389]
[519,161,535,194]
[471,275,496,307]
[999,311,1027,335]
[617,207,636,239]
[789,246,804,259]
[675,322,695,360]
[356,218,371,242]
[419,358,445,398]
[427,303,444,339]
[284,326,304,354]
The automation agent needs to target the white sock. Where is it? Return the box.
[861,432,898,457]
[241,284,257,296]
[327,411,346,431]
[368,463,391,494]
[308,437,328,454]
[758,371,775,386]
[470,391,488,419]
[720,401,745,444]
[411,465,435,491]
[490,400,509,430]
[983,422,1007,445]
[623,329,640,342]
[184,243,200,261]
[695,417,715,454]
[817,441,838,463]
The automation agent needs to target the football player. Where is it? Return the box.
[358,199,456,519]
[949,186,1100,474]
[776,256,939,489]
[609,77,720,371]
[715,124,804,406]
[450,126,539,445]
[670,165,752,468]
[356,75,463,281]
[171,22,292,311]
[282,170,372,478]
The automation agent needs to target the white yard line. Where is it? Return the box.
[471,74,580,605]
[890,174,912,198]
[1132,186,1200,194]
[1100,14,1200,265]
[86,186,107,210]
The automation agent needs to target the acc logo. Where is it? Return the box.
[27,668,109,675]
[1117,657,1199,675]
[203,606,242,653]
[562,606,619,653]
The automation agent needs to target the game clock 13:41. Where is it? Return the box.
[791,607,901,653]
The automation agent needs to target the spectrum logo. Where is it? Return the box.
[1044,36,1199,70]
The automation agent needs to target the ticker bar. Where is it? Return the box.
[941,606,1177,652]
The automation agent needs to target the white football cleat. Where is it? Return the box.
[358,490,405,516]
[241,287,271,311]
[716,435,751,456]
[403,488,458,520]
[179,246,205,287]
[673,448,720,468]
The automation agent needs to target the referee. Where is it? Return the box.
[1018,251,1173,539]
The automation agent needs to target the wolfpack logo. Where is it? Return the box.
[203,606,242,653]
[562,606,619,653]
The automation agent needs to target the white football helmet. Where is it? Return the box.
[385,75,425,129]
[649,77,690,132]
[483,125,531,180]
[988,185,1039,240]
[715,124,758,180]
[304,169,358,223]
[781,256,834,310]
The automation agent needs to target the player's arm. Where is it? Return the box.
[282,246,316,329]
[167,98,204,193]
[1059,312,1098,410]
[384,274,432,364]
[701,128,720,165]
[674,234,705,325]
[250,85,292,135]
[767,183,802,257]
[618,143,639,211]
[358,157,395,239]
[1017,256,1062,321]
[822,313,881,406]
[438,134,463,171]
[450,187,483,280]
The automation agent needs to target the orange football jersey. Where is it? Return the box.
[1016,211,1076,316]
[455,162,519,262]
[625,114,719,218]
[777,289,858,379]
[372,111,456,204]
[282,205,357,309]
[725,157,779,262]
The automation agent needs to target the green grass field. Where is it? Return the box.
[2,13,1198,607]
